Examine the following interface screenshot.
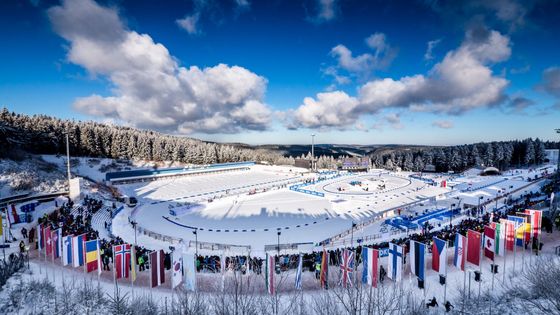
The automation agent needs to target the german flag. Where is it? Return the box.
[84,239,101,275]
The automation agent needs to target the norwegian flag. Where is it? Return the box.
[114,244,131,280]
[339,249,355,288]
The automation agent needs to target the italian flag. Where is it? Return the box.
[491,222,506,256]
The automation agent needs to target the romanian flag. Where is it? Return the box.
[84,239,102,275]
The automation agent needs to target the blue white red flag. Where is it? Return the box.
[432,237,447,276]
[454,233,466,271]
[62,235,73,266]
[361,247,379,288]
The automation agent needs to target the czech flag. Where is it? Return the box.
[432,237,447,276]
[84,239,101,275]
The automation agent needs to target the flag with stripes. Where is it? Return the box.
[62,235,73,266]
[320,249,329,289]
[453,233,466,271]
[52,228,62,259]
[72,233,86,267]
[150,250,165,288]
[295,254,303,290]
[410,241,426,281]
[525,209,542,240]
[84,239,101,275]
[361,247,379,288]
[265,253,275,294]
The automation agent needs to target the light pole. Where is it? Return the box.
[477,196,483,218]
[555,129,560,179]
[277,231,281,256]
[311,134,315,172]
[193,229,198,257]
[64,132,72,186]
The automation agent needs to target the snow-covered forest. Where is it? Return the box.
[0,108,294,165]
[368,138,552,173]
[0,108,556,173]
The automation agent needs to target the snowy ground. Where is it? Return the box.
[109,168,449,256]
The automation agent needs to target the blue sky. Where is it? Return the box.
[0,0,559,145]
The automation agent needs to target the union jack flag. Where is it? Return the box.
[339,249,354,288]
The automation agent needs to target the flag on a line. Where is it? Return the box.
[52,228,62,259]
[72,233,86,267]
[265,253,275,294]
[467,230,481,266]
[432,237,447,276]
[150,250,165,288]
[362,247,379,288]
[484,226,495,260]
[114,244,131,280]
[172,251,183,289]
[295,254,303,290]
[84,239,101,275]
[340,249,355,288]
[62,235,73,266]
[454,233,466,271]
[320,249,329,289]
[388,243,404,282]
[410,241,426,281]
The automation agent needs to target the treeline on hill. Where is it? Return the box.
[0,108,294,165]
[369,138,553,173]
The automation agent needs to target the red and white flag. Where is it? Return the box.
[453,233,466,271]
[467,230,481,266]
[500,219,516,251]
[525,209,542,239]
[339,249,355,288]
[114,244,131,280]
[484,226,495,260]
[150,250,165,288]
[44,226,52,257]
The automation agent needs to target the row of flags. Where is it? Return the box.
[285,208,542,293]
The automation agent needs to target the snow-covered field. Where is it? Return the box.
[109,168,450,256]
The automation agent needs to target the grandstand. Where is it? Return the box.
[105,162,255,184]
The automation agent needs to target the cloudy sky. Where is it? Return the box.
[1,0,559,145]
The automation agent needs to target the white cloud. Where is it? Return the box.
[176,14,200,35]
[537,67,560,98]
[424,39,441,61]
[432,120,454,129]
[325,32,397,84]
[292,91,359,129]
[49,0,270,134]
[291,27,511,129]
[312,0,339,23]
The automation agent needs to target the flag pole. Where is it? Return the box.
[478,233,482,307]
[521,223,525,272]
[113,245,116,289]
[503,223,507,282]
[462,234,468,315]
[443,240,448,305]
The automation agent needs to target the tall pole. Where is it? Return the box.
[65,133,72,184]
[311,134,315,172]
[555,129,560,179]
